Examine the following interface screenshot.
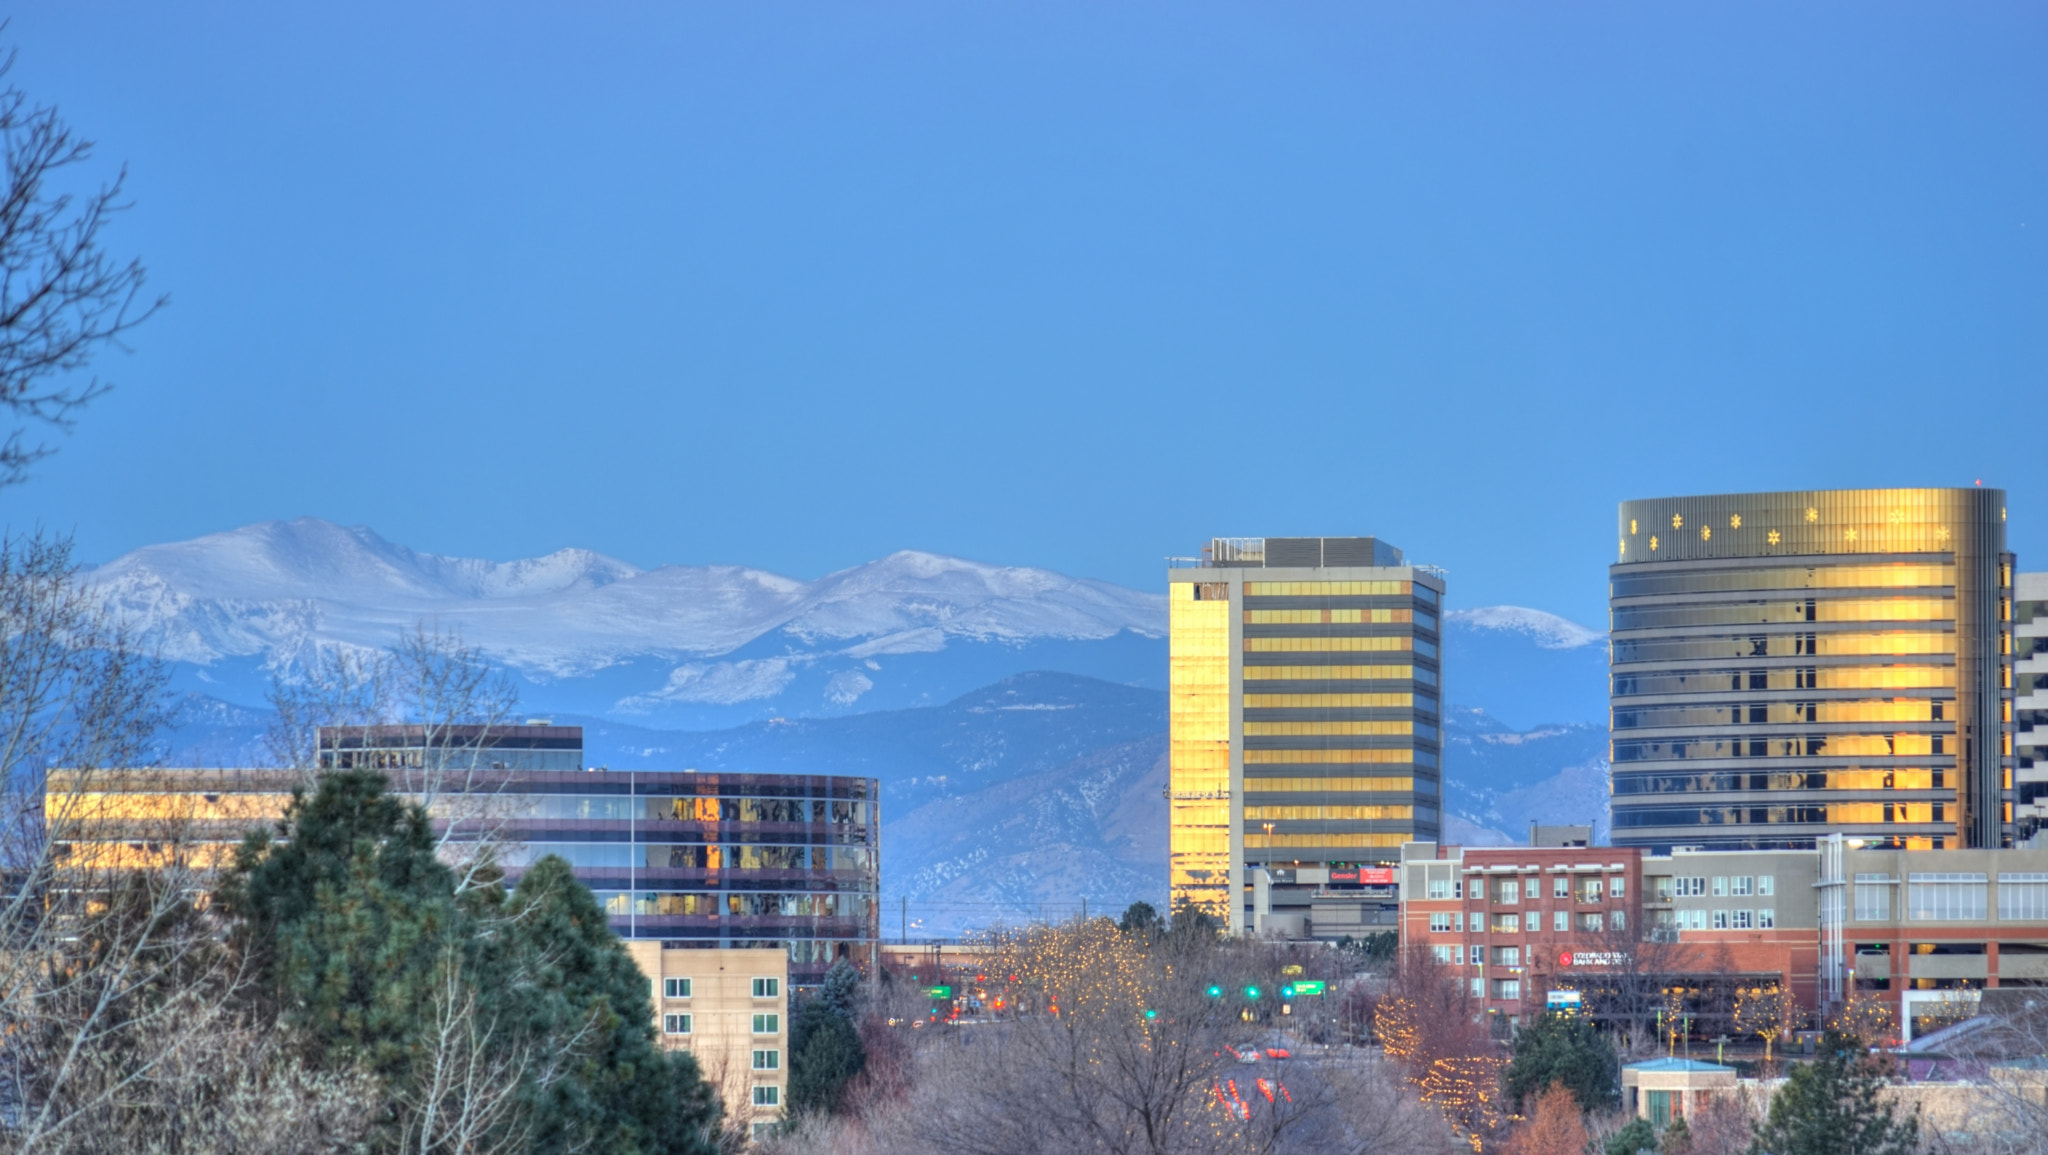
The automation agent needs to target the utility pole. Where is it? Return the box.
[1082,897,1088,924]
[900,896,907,945]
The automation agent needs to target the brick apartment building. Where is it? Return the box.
[1398,841,1645,1027]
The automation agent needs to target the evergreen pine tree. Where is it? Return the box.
[1117,901,1164,938]
[1504,1011,1621,1114]
[220,767,460,1082]
[785,1004,864,1118]
[654,1049,723,1155]
[815,958,864,1020]
[1747,1030,1919,1155]
[786,961,868,1118]
[505,854,715,1155]
[1605,1116,1659,1155]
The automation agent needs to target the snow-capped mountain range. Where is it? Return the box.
[93,518,1609,730]
[88,519,1169,727]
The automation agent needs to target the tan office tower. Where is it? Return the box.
[1610,489,2015,851]
[1168,537,1445,937]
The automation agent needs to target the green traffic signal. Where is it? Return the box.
[1144,1009,1158,1020]
[1280,984,1295,998]
[1244,985,1260,1000]
[1207,985,1223,998]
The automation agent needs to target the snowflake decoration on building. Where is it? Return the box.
[1805,507,1819,523]
[1649,535,1659,552]
[1845,528,1858,543]
[1700,526,1711,542]
[1767,530,1781,546]
[1730,514,1742,529]
[1671,513,1683,530]
[1935,526,1950,543]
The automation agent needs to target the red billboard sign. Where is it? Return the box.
[1328,867,1396,887]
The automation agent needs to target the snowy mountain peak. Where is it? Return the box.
[89,517,643,603]
[1444,605,1603,650]
[83,520,1166,687]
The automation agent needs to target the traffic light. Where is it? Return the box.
[1280,984,1296,999]
[1143,1009,1158,1020]
[1244,985,1261,1000]
[1207,984,1224,998]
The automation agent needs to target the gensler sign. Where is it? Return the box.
[1557,952,1627,968]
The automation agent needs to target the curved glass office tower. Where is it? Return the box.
[1609,489,2013,851]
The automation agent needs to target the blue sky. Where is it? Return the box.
[5,3,2042,625]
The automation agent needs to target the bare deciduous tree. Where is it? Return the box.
[266,622,524,887]
[0,45,166,486]
[0,533,361,1154]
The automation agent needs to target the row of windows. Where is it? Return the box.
[1245,749,1438,767]
[1243,692,1432,710]
[1469,911,1627,934]
[1614,700,1950,729]
[1243,805,1413,821]
[1615,667,1955,697]
[1243,608,1426,625]
[1242,721,1430,738]
[1651,875,1776,898]
[1613,734,1947,762]
[1244,581,1415,597]
[608,893,876,918]
[1613,805,1954,828]
[1245,832,1410,849]
[432,797,875,823]
[1612,599,1954,632]
[1244,636,1419,654]
[1613,634,1954,663]
[508,844,878,872]
[1242,665,1436,685]
[661,1013,782,1036]
[1420,875,1624,901]
[1428,909,1625,934]
[660,977,780,999]
[1242,776,1417,794]
[1610,564,1955,599]
[1484,877,1623,902]
[1616,769,1948,795]
[1653,909,1777,930]
[1853,874,2048,921]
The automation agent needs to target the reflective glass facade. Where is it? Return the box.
[1610,490,2014,852]
[56,726,881,986]
[1168,537,1444,935]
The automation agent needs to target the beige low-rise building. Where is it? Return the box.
[627,944,789,1137]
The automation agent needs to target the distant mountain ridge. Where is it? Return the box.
[89,518,1611,731]
[88,518,1167,727]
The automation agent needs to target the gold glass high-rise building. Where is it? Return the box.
[1168,537,1445,936]
[1610,489,2015,851]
